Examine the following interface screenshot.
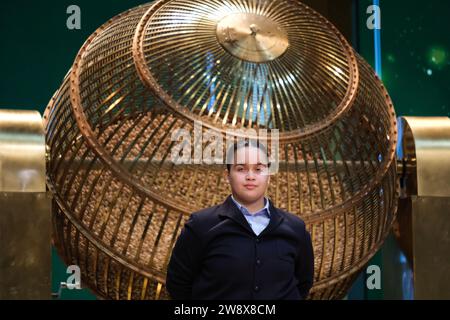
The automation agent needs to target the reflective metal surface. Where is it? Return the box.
[0,193,52,300]
[0,109,50,300]
[0,109,46,192]
[411,197,450,299]
[44,0,398,299]
[399,117,450,197]
[395,116,450,299]
[216,13,289,63]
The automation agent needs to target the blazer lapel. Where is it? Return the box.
[218,195,254,234]
[258,198,284,237]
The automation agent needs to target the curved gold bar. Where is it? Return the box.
[0,109,46,193]
[0,109,50,300]
[399,116,450,197]
[396,116,450,299]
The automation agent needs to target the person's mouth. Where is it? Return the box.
[244,184,257,190]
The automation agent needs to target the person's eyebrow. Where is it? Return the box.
[234,162,267,166]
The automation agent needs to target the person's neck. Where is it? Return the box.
[232,193,265,215]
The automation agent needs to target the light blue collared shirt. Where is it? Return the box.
[231,195,271,236]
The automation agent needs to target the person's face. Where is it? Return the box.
[227,146,270,204]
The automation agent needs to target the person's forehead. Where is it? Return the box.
[233,146,269,164]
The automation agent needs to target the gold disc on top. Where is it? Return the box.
[216,13,289,63]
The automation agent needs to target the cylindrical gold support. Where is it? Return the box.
[0,109,51,300]
[395,116,450,299]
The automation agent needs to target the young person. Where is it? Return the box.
[166,140,314,299]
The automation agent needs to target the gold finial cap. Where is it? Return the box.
[216,13,289,63]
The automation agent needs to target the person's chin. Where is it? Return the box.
[237,190,264,202]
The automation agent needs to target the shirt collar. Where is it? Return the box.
[230,194,271,217]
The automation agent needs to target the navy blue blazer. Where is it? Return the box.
[166,195,314,300]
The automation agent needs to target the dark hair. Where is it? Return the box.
[226,140,271,172]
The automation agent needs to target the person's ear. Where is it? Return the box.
[224,168,230,182]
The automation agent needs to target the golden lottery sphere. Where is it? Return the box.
[45,0,398,299]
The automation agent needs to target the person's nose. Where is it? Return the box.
[246,170,256,180]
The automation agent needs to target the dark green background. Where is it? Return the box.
[1,0,448,299]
